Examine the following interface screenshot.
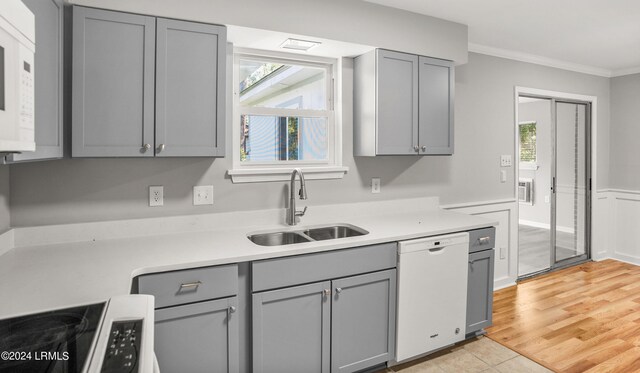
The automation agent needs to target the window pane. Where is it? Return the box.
[519,122,537,162]
[239,59,327,110]
[240,115,327,162]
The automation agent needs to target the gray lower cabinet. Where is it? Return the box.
[466,249,495,335]
[252,269,397,373]
[155,297,239,373]
[72,6,226,157]
[331,269,396,373]
[253,281,331,373]
[135,264,239,372]
[354,49,454,156]
[5,0,64,163]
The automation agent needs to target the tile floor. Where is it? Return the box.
[377,336,553,373]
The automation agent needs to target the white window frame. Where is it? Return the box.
[229,48,347,183]
[518,121,539,170]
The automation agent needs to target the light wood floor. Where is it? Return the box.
[487,259,640,373]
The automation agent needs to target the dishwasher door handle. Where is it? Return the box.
[428,246,446,253]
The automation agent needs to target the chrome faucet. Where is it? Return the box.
[287,168,308,226]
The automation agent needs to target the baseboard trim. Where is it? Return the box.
[0,229,14,257]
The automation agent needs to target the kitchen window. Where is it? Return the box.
[229,49,347,183]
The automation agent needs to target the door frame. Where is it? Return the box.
[514,87,598,279]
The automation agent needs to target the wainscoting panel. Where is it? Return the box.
[442,199,518,290]
[596,190,640,265]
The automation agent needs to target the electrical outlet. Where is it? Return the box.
[500,170,507,183]
[500,247,506,260]
[149,186,163,207]
[371,178,381,194]
[193,185,214,206]
[545,195,550,203]
[500,155,512,167]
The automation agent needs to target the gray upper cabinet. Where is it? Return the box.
[252,281,331,373]
[155,19,226,157]
[72,7,226,157]
[72,7,155,157]
[418,56,454,155]
[155,297,239,373]
[331,269,396,373]
[6,0,64,163]
[375,50,418,155]
[354,49,454,156]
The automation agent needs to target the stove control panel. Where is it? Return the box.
[101,319,142,372]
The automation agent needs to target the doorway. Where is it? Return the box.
[516,94,591,278]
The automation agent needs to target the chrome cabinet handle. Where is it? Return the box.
[142,143,151,152]
[413,145,419,152]
[157,144,165,152]
[228,306,236,313]
[322,289,331,297]
[479,236,491,244]
[335,287,342,293]
[180,281,202,289]
[421,145,426,152]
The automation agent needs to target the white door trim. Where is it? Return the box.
[514,86,598,276]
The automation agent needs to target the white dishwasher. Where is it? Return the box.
[395,232,470,362]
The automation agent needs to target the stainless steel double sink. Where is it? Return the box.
[248,224,368,246]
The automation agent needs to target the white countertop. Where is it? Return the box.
[0,197,497,319]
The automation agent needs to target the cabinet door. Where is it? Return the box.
[376,50,418,155]
[72,7,155,157]
[155,297,239,373]
[155,19,226,157]
[418,56,454,155]
[466,249,494,334]
[331,269,396,373]
[253,281,331,373]
[7,0,63,162]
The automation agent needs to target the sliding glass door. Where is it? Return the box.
[517,96,591,278]
[552,101,590,267]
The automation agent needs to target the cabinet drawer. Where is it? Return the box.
[138,264,238,308]
[469,227,495,253]
[252,243,397,292]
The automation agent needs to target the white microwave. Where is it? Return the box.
[0,0,35,153]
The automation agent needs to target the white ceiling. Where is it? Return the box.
[365,0,640,77]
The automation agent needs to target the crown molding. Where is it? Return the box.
[611,66,640,78]
[468,43,613,78]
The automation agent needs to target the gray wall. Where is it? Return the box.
[0,167,9,232]
[8,53,611,227]
[610,73,640,190]
[69,0,468,64]
[519,99,551,225]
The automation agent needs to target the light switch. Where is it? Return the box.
[193,185,214,206]
[500,155,512,167]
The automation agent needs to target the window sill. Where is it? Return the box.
[519,163,539,170]
[228,166,349,183]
